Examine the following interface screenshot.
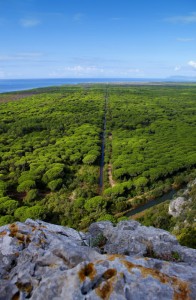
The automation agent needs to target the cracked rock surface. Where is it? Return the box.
[0,219,196,299]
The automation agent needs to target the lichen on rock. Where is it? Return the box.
[0,219,196,299]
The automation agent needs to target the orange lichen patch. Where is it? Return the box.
[39,225,47,229]
[122,259,169,283]
[9,224,31,244]
[95,259,104,264]
[172,278,190,300]
[16,282,32,295]
[9,223,19,237]
[0,231,7,237]
[54,253,73,268]
[121,259,190,299]
[26,235,31,244]
[140,266,168,284]
[12,291,20,300]
[15,232,26,242]
[121,260,135,270]
[78,263,97,282]
[96,269,117,300]
[103,269,117,280]
[15,233,31,245]
[107,254,124,261]
[96,281,113,300]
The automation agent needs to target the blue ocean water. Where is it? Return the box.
[0,78,163,94]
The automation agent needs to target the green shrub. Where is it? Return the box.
[48,179,63,191]
[97,214,116,223]
[0,200,18,215]
[84,196,106,213]
[14,206,29,222]
[117,216,129,222]
[25,189,39,202]
[0,215,14,226]
[42,164,64,184]
[18,173,36,184]
[0,181,7,195]
[24,205,46,220]
[177,227,196,249]
[83,154,97,165]
[0,197,12,205]
[17,180,36,192]
[90,233,106,248]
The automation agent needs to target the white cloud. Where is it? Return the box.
[174,66,181,71]
[188,61,196,69]
[20,18,41,27]
[17,52,43,59]
[64,65,104,74]
[177,38,195,42]
[166,12,196,24]
[49,64,145,78]
[0,52,43,62]
[64,65,101,71]
[49,65,105,77]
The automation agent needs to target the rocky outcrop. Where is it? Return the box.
[169,179,196,218]
[168,196,186,217]
[0,219,196,299]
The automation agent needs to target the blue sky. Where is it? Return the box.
[0,0,196,78]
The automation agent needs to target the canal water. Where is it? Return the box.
[126,188,178,217]
[99,90,108,193]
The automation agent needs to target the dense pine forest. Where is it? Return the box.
[0,84,195,237]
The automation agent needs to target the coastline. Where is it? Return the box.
[1,78,196,94]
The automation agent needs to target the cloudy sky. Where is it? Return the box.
[0,0,196,78]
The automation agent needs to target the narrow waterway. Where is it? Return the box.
[126,188,177,217]
[99,89,108,193]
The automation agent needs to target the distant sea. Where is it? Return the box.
[0,78,165,94]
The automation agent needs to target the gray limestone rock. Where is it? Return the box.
[89,220,187,260]
[168,196,186,217]
[0,219,196,299]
